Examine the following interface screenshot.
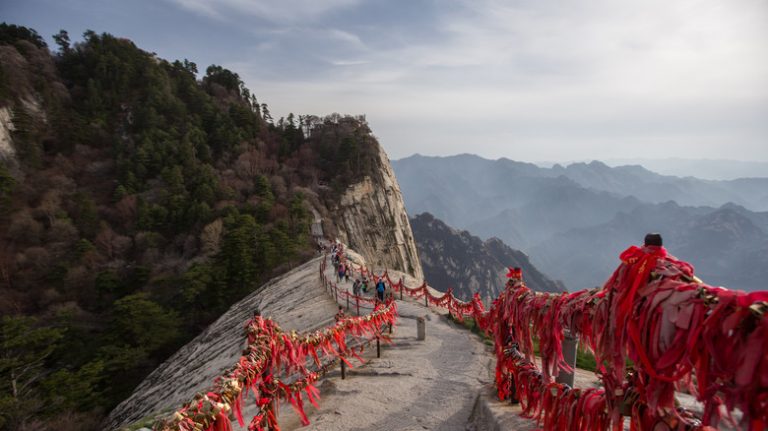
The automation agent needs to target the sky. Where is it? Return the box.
[3,0,768,162]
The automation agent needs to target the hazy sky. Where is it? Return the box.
[4,0,768,162]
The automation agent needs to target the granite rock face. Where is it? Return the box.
[0,107,16,162]
[333,144,424,280]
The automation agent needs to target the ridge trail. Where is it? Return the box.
[278,257,529,430]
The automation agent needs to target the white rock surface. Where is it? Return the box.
[334,145,424,281]
[0,106,16,162]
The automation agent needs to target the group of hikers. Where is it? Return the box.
[329,240,390,306]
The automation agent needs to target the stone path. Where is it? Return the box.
[277,258,530,431]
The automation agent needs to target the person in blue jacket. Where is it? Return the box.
[375,278,386,302]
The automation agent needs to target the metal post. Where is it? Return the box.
[509,374,518,404]
[425,292,428,307]
[346,294,350,310]
[389,322,393,334]
[556,331,578,387]
[334,284,338,302]
[356,297,360,316]
[376,336,381,358]
[267,399,278,427]
[341,358,346,379]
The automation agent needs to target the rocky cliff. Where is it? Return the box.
[333,144,424,280]
[411,212,565,301]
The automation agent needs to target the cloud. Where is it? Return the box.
[168,0,361,23]
[219,0,767,161]
[330,59,370,66]
[327,28,366,49]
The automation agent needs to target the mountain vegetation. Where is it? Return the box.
[410,212,564,301]
[0,23,383,430]
[394,154,768,292]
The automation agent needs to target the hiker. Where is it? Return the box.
[332,253,340,272]
[361,277,369,293]
[344,263,351,282]
[337,264,345,283]
[352,279,361,296]
[335,305,345,322]
[376,278,386,302]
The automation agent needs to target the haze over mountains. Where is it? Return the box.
[394,154,768,292]
[602,158,768,181]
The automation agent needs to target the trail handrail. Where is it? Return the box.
[155,255,398,431]
[373,246,767,430]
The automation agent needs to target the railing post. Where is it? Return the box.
[400,277,404,300]
[556,330,578,387]
[425,291,428,307]
[356,297,360,316]
[376,336,381,358]
[346,294,350,311]
[508,343,520,404]
[267,399,278,428]
[341,357,346,379]
[334,283,338,303]
[417,317,426,340]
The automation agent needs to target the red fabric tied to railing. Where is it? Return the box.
[156,256,398,431]
[162,246,767,431]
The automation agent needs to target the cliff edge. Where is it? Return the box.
[333,143,424,280]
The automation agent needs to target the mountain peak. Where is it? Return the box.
[410,213,565,300]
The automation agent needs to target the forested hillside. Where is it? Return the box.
[0,24,382,430]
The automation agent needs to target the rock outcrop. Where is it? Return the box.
[0,107,15,163]
[410,212,565,301]
[333,144,424,280]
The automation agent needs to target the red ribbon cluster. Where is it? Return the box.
[380,271,485,319]
[378,246,767,430]
[156,256,398,431]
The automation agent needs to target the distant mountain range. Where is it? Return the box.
[531,203,768,291]
[602,158,768,181]
[394,154,768,292]
[409,213,564,301]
